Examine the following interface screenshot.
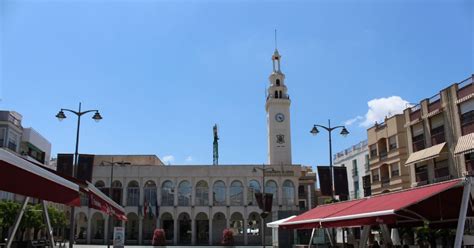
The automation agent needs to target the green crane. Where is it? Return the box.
[213,124,219,165]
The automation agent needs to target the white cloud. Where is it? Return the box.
[345,96,411,128]
[185,156,193,162]
[162,155,175,164]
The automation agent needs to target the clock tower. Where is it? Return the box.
[266,49,292,165]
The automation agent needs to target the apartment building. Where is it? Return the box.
[367,114,411,195]
[403,74,474,186]
[333,140,369,199]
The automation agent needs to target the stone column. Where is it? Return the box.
[208,215,213,246]
[173,218,178,245]
[138,215,143,245]
[191,217,196,245]
[104,215,109,245]
[307,184,312,209]
[86,209,92,244]
[243,217,248,245]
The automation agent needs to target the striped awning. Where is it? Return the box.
[455,133,474,155]
[405,142,446,166]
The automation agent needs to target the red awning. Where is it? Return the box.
[0,149,80,206]
[86,182,127,221]
[281,178,466,229]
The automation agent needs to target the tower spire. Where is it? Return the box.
[274,29,278,51]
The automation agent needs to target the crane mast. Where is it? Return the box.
[213,124,219,166]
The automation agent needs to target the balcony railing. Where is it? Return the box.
[433,175,452,183]
[381,178,390,187]
[379,150,388,161]
[457,76,474,99]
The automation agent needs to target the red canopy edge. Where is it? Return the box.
[0,149,81,206]
[86,182,127,221]
[281,178,464,229]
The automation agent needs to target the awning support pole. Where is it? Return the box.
[454,178,472,248]
[379,224,392,246]
[325,228,335,247]
[6,197,30,248]
[41,200,55,248]
[308,228,316,247]
[359,225,370,248]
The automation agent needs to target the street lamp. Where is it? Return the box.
[310,119,349,200]
[252,165,275,248]
[100,160,130,248]
[56,102,102,248]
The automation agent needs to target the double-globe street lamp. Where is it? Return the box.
[310,119,349,200]
[100,160,130,248]
[252,165,276,248]
[56,102,102,248]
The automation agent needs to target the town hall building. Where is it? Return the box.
[70,49,317,246]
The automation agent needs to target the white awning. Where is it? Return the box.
[455,133,474,155]
[405,142,446,166]
[267,216,296,228]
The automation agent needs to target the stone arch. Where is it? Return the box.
[265,180,279,205]
[282,179,295,206]
[74,212,88,243]
[212,212,226,244]
[127,180,140,206]
[195,180,209,206]
[90,212,104,244]
[178,212,192,244]
[230,180,244,206]
[213,180,226,206]
[111,180,123,204]
[195,212,209,245]
[161,180,174,206]
[230,212,244,245]
[144,180,157,207]
[178,180,192,206]
[248,179,261,206]
[125,212,139,244]
[161,212,174,243]
[247,212,262,245]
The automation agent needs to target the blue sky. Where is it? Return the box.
[0,0,472,167]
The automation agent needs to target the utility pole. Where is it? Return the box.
[213,124,219,165]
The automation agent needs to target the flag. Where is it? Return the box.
[155,198,159,218]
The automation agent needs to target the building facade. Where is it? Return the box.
[71,49,317,246]
[333,140,369,199]
[403,74,474,186]
[367,114,411,195]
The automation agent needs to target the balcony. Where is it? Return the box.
[433,175,452,183]
[381,177,390,187]
[431,130,446,146]
[428,94,441,113]
[457,76,474,99]
[410,105,422,122]
[379,150,388,161]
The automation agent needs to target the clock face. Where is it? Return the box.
[275,113,285,122]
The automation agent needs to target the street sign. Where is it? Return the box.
[113,226,125,248]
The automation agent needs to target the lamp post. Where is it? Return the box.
[56,102,102,248]
[100,160,130,248]
[252,164,275,248]
[310,119,349,200]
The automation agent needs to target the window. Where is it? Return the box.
[230,180,244,205]
[213,181,226,206]
[178,180,192,206]
[7,131,18,152]
[365,154,370,172]
[415,164,428,183]
[388,136,397,150]
[391,163,400,177]
[282,180,295,206]
[370,144,377,158]
[111,181,123,204]
[0,128,5,147]
[352,160,358,177]
[144,181,157,206]
[276,79,280,86]
[434,159,449,179]
[411,123,425,152]
[95,181,107,195]
[430,114,445,145]
[372,169,379,182]
[195,181,209,206]
[274,90,279,99]
[161,181,174,206]
[247,180,260,206]
[353,181,360,199]
[127,181,140,206]
[265,180,278,206]
[460,99,474,135]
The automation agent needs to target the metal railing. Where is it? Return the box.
[381,178,390,187]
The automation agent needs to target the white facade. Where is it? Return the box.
[266,49,292,165]
[333,140,369,199]
[22,128,52,165]
[75,162,301,246]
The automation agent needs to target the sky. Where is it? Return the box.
[0,0,473,167]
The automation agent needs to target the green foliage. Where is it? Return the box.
[324,198,339,204]
[47,206,67,228]
[0,200,21,230]
[0,200,67,230]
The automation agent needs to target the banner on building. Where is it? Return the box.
[77,154,94,182]
[113,226,125,248]
[334,166,349,197]
[57,153,74,177]
[317,166,332,196]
